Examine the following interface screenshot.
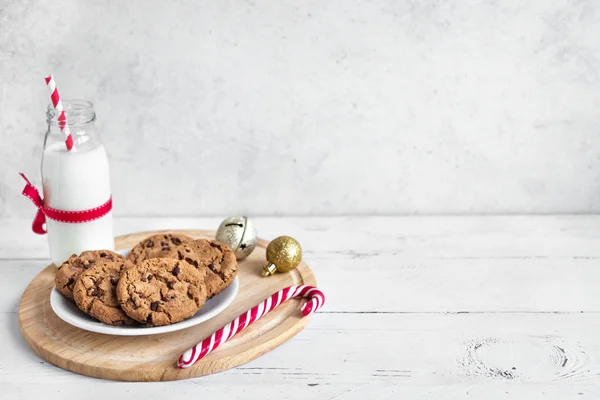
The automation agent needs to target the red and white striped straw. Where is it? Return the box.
[44,75,74,151]
[177,285,325,368]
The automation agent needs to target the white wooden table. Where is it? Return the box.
[2,216,599,399]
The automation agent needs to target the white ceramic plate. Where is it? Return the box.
[49,249,239,336]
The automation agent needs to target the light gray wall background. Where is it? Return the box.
[1,0,600,217]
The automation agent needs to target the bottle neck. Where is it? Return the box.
[45,100,101,152]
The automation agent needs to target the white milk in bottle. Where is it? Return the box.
[41,100,114,265]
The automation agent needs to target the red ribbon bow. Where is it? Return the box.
[19,173,112,235]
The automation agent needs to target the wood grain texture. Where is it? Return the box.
[17,229,317,382]
[6,313,600,398]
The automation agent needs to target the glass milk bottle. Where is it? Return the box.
[42,100,114,265]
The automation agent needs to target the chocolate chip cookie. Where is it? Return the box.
[127,233,193,264]
[73,260,136,326]
[183,240,238,298]
[55,250,125,302]
[116,258,207,326]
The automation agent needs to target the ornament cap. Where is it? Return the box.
[262,262,277,277]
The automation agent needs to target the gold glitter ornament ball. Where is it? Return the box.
[262,236,302,276]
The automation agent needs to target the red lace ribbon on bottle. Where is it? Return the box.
[19,173,112,235]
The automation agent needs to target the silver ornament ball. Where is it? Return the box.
[216,216,257,260]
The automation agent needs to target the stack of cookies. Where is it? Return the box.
[54,234,238,327]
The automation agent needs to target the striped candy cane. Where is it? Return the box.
[44,75,74,151]
[177,285,325,368]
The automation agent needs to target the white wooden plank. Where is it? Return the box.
[3,313,600,398]
[0,260,41,314]
[3,216,600,260]
[3,253,600,314]
[2,382,599,400]
[3,216,600,314]
[316,255,600,312]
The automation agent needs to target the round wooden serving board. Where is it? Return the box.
[18,230,317,381]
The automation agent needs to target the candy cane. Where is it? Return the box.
[177,285,325,368]
[45,75,74,151]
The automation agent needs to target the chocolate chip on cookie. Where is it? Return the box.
[73,260,136,326]
[55,250,125,302]
[116,258,207,326]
